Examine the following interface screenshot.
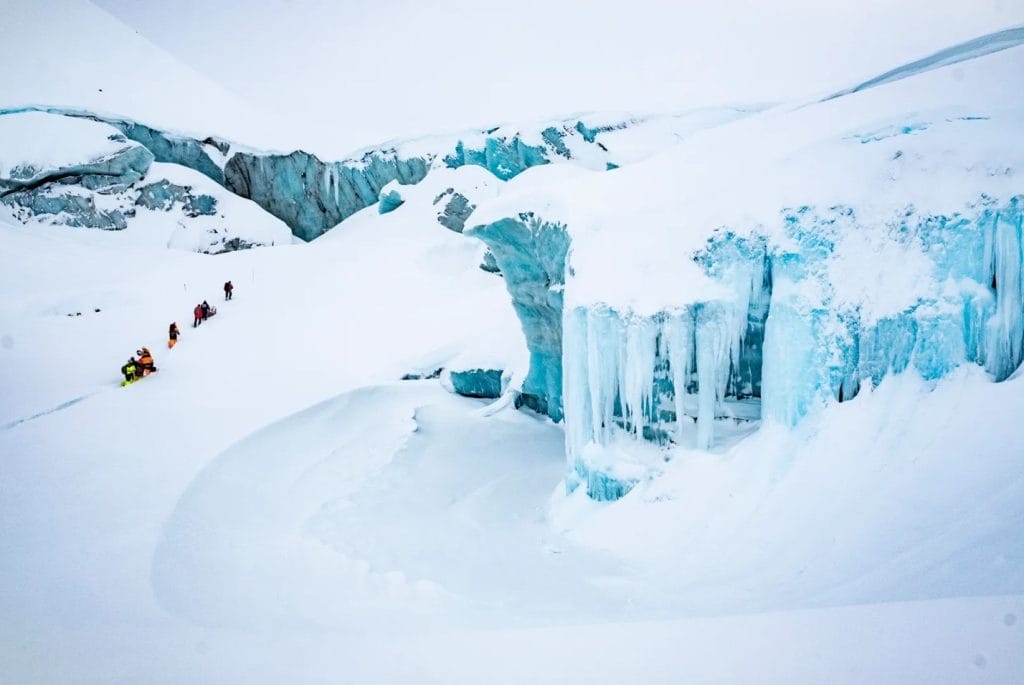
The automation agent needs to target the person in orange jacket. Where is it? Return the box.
[136,347,156,376]
[168,322,180,349]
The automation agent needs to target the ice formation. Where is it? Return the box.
[470,29,1024,500]
[467,213,570,420]
[443,368,506,399]
[1,105,758,240]
[0,111,292,252]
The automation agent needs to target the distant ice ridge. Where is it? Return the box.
[0,105,761,241]
[217,107,761,240]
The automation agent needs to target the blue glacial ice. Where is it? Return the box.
[466,213,570,421]
[479,196,1024,501]
[3,106,757,241]
[433,188,477,233]
[447,368,505,399]
[377,188,404,214]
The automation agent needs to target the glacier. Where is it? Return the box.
[479,197,1024,501]
[0,111,292,252]
[219,111,757,240]
[469,30,1024,500]
[1,105,759,241]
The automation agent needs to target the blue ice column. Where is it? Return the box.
[466,213,570,421]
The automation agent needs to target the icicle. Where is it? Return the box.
[695,302,734,449]
[663,309,693,443]
[586,307,618,447]
[622,316,658,438]
[562,307,592,459]
[985,203,1024,380]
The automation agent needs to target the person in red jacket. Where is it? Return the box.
[224,280,233,300]
[193,303,203,328]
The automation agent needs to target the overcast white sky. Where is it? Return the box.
[31,0,1024,152]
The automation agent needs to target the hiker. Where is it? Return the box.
[224,280,233,300]
[201,300,211,320]
[168,322,180,349]
[121,357,138,384]
[137,347,156,376]
[193,303,203,327]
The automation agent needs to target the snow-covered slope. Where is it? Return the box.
[0,0,286,148]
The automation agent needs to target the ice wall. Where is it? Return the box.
[224,119,624,240]
[0,114,155,230]
[3,106,738,241]
[558,197,1024,499]
[762,199,1024,426]
[223,150,430,241]
[0,107,229,184]
[443,130,555,181]
[110,118,228,184]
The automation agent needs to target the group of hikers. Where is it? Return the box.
[192,300,215,328]
[120,347,156,386]
[120,281,234,386]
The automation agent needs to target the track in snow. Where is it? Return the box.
[1,389,105,431]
